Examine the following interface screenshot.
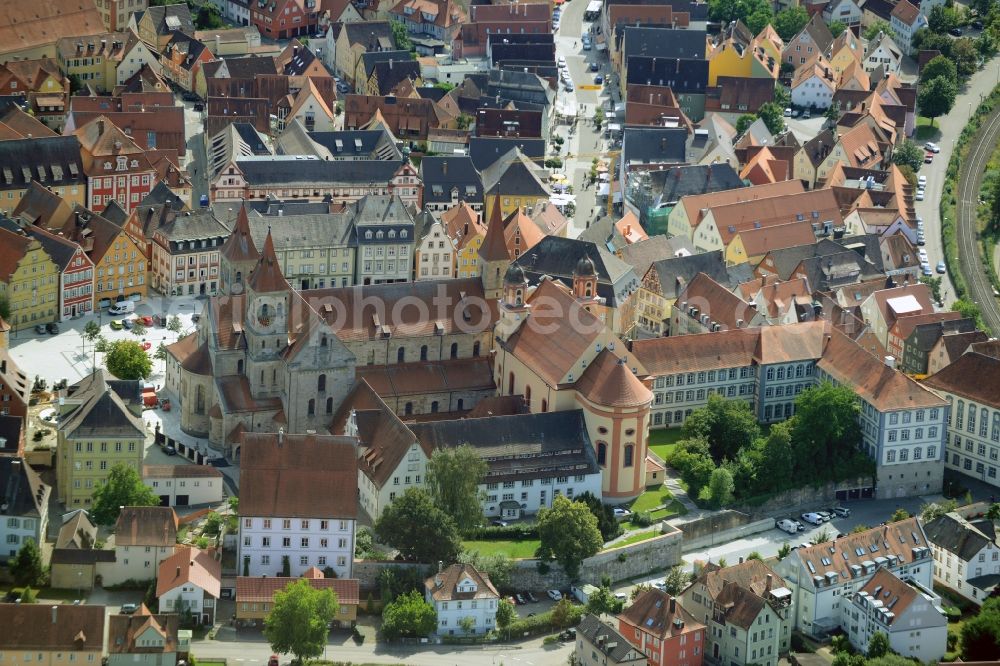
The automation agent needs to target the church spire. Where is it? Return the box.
[248,227,289,294]
[480,193,511,262]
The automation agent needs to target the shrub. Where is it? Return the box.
[630,511,655,527]
[463,524,539,541]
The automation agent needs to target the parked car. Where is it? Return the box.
[937,261,947,274]
[491,519,508,527]
[802,110,811,119]
[120,603,138,614]
[109,300,134,315]
[922,264,934,276]
[776,518,799,534]
[832,507,851,517]
[816,511,832,522]
[614,592,627,602]
[783,107,792,117]
[559,628,576,641]
[268,656,280,666]
[547,589,562,601]
[613,507,631,518]
[594,74,603,84]
[972,19,984,29]
[525,591,538,603]
[925,153,935,164]
[138,315,154,326]
[924,142,940,153]
[801,512,824,525]
[558,56,566,67]
[109,320,123,331]
[582,38,592,50]
[949,27,963,36]
[916,190,924,201]
[122,318,134,330]
[564,81,575,91]
[918,175,927,186]
[46,322,60,334]
[165,445,177,456]
[34,324,47,334]
[653,580,666,591]
[514,594,526,605]
[589,61,599,72]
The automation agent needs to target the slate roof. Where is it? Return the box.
[577,614,646,664]
[0,136,86,191]
[622,127,688,167]
[645,250,737,300]
[362,49,414,77]
[409,410,599,483]
[0,458,49,520]
[239,433,358,519]
[469,136,546,171]
[60,370,145,440]
[236,156,404,186]
[623,26,706,60]
[625,56,709,93]
[481,148,549,199]
[923,512,996,562]
[419,156,483,205]
[905,318,978,353]
[513,235,639,308]
[143,3,195,37]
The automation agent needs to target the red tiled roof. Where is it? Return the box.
[236,575,360,605]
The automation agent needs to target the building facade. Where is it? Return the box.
[424,563,500,636]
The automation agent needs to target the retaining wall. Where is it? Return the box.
[670,511,775,553]
[731,476,873,517]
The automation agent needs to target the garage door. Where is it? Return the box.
[159,495,169,507]
[176,495,189,506]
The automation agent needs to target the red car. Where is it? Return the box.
[142,341,152,351]
[268,656,280,666]
[924,153,934,164]
[138,315,154,326]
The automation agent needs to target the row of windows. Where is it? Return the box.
[74,441,137,452]
[885,446,935,463]
[242,518,350,530]
[949,454,999,478]
[950,399,1000,441]
[654,383,756,404]
[951,434,1000,460]
[242,536,348,549]
[654,366,755,388]
[256,554,347,567]
[886,427,939,441]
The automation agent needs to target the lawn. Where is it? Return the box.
[630,484,674,513]
[611,530,660,548]
[915,116,942,141]
[463,539,541,559]
[648,428,685,461]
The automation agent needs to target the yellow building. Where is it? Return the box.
[57,32,160,93]
[236,574,359,628]
[0,225,60,331]
[0,136,88,214]
[86,216,149,308]
[56,370,147,507]
[442,201,486,279]
[482,149,551,221]
[705,21,782,86]
[827,29,863,76]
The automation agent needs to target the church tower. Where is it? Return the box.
[219,204,260,295]
[244,229,291,400]
[479,194,512,300]
[573,255,600,308]
[495,263,529,342]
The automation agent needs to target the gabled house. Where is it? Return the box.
[135,3,195,51]
[442,201,487,278]
[782,14,835,66]
[576,614,648,666]
[0,224,61,331]
[157,546,222,625]
[0,348,30,419]
[74,116,159,213]
[105,506,179,586]
[618,589,705,666]
[863,31,903,75]
[0,604,105,662]
[924,511,1000,604]
[108,604,187,666]
[161,31,216,92]
[481,148,551,221]
[419,156,483,212]
[859,282,935,349]
[790,56,837,110]
[669,272,762,335]
[236,570,360,627]
[890,0,927,56]
[823,0,864,26]
[389,0,467,45]
[899,317,980,376]
[425,563,500,635]
[0,458,50,559]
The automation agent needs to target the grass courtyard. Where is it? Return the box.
[648,428,685,461]
[462,539,541,559]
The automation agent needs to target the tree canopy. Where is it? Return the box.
[90,463,160,525]
[917,76,958,126]
[374,488,462,564]
[891,140,925,172]
[9,538,43,587]
[263,579,339,663]
[920,55,957,84]
[867,631,890,658]
[381,590,437,639]
[772,6,809,41]
[537,495,603,578]
[575,491,623,542]
[104,339,153,380]
[961,596,1000,659]
[863,20,891,41]
[425,444,487,531]
[683,393,760,461]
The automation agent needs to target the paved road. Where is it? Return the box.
[955,107,1000,332]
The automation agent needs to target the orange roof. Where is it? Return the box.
[736,221,817,257]
[247,229,290,294]
[157,546,222,598]
[441,201,485,251]
[574,348,652,408]
[236,575,360,605]
[480,194,511,261]
[615,210,648,244]
[679,179,804,230]
[502,207,545,258]
[221,205,260,264]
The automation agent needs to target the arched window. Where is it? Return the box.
[307,399,315,416]
[473,341,481,357]
[401,230,407,238]
[585,284,592,297]
[397,347,405,363]
[365,231,372,239]
[420,345,428,361]
[237,359,244,374]
[450,342,458,359]
[431,401,439,413]
[457,398,464,410]
[597,442,607,466]
[515,289,523,305]
[235,271,242,283]
[326,397,333,414]
[404,402,413,415]
[317,374,326,392]
[525,385,532,409]
[508,372,515,395]
[623,444,634,468]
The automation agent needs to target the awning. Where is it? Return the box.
[607,123,622,132]
[586,0,603,12]
[597,183,609,196]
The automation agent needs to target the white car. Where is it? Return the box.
[916,190,924,201]
[833,507,851,517]
[547,589,562,601]
[776,518,799,534]
[614,592,627,602]
[558,56,566,67]
[613,507,631,518]
[653,580,667,591]
[918,175,927,186]
[801,512,824,525]
[924,142,940,153]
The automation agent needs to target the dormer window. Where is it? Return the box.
[365,230,373,239]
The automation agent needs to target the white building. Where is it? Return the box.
[0,458,50,560]
[143,464,225,507]
[157,546,222,625]
[823,0,863,26]
[104,506,178,586]
[889,0,927,56]
[207,0,251,27]
[791,61,837,110]
[345,383,603,521]
[415,210,453,280]
[924,511,1000,605]
[238,431,357,579]
[845,568,947,662]
[863,32,902,75]
[773,518,934,638]
[424,563,500,636]
[924,346,1000,489]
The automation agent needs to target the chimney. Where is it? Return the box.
[669,597,676,613]
[97,119,105,136]
[51,606,58,624]
[442,161,447,175]
[884,355,896,369]
[277,427,284,446]
[176,566,181,578]
[765,574,773,593]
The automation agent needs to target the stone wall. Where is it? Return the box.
[352,560,431,591]
[731,476,874,517]
[668,511,775,553]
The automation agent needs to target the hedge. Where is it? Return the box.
[463,524,539,541]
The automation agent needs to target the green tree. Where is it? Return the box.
[94,335,109,353]
[757,102,786,135]
[167,315,183,334]
[131,320,147,337]
[811,528,832,545]
[736,113,758,135]
[708,0,772,26]
[913,28,954,56]
[896,164,917,187]
[706,468,735,508]
[20,587,37,603]
[593,107,605,130]
[891,139,925,172]
[917,76,958,127]
[756,421,794,493]
[928,5,960,33]
[683,394,760,461]
[390,20,413,51]
[987,503,1000,520]
[952,297,985,329]
[667,437,716,498]
[890,508,911,522]
[551,598,576,628]
[920,276,943,302]
[791,382,862,483]
[773,6,809,40]
[851,524,871,534]
[824,100,842,123]
[458,550,513,592]
[828,20,847,37]
[104,339,153,379]
[375,488,461,563]
[281,555,291,577]
[575,491,622,542]
[83,320,101,345]
[864,20,891,41]
[381,590,437,640]
[777,543,792,560]
[8,538,44,587]
[495,598,517,631]
[662,566,688,596]
[264,579,339,663]
[868,631,891,658]
[425,444,487,530]
[951,37,980,76]
[154,343,168,362]
[537,495,603,578]
[746,8,773,35]
[920,55,958,83]
[458,615,476,635]
[0,295,9,321]
[921,498,958,522]
[90,463,160,525]
[586,586,623,615]
[747,551,762,561]
[195,4,224,29]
